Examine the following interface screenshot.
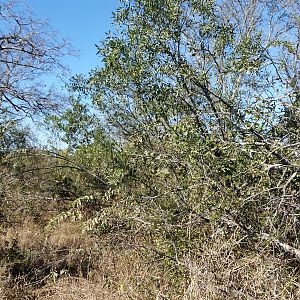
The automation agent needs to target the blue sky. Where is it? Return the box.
[27,0,119,76]
[23,1,120,145]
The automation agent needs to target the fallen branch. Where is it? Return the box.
[261,233,300,260]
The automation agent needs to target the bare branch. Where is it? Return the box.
[0,0,75,118]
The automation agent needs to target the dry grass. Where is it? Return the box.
[0,219,95,255]
[1,218,300,299]
[47,222,95,251]
[0,265,6,300]
[183,236,300,300]
[0,219,100,299]
[93,248,179,299]
[37,277,121,300]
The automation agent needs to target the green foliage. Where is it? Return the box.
[0,119,32,156]
[2,0,300,298]
[77,0,300,264]
[47,96,103,151]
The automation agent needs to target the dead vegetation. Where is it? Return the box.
[1,200,300,299]
[1,0,300,298]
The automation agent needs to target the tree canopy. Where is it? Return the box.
[92,0,299,145]
[82,0,300,256]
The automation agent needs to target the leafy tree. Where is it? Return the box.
[78,0,300,259]
[0,118,31,155]
[48,96,103,151]
[92,0,299,145]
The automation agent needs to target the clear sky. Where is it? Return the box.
[27,0,119,76]
[23,1,120,145]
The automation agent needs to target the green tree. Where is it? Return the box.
[65,0,300,265]
[48,96,103,151]
[92,0,300,148]
[0,118,31,155]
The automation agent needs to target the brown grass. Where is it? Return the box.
[37,277,121,300]
[1,219,300,299]
[37,248,181,300]
[0,219,99,299]
[183,236,300,300]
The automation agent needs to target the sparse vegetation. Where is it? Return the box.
[1,0,300,299]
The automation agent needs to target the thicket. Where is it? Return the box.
[1,0,300,299]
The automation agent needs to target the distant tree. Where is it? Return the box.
[0,0,73,118]
[47,96,104,151]
[0,119,31,155]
